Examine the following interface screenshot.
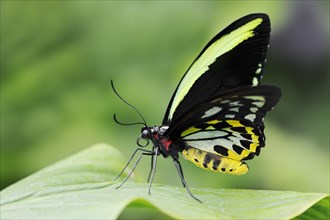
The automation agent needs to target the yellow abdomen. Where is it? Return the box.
[182,147,248,175]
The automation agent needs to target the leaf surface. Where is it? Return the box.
[1,144,328,219]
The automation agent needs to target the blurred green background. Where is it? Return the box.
[1,0,329,201]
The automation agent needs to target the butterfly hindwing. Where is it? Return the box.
[165,85,281,136]
[180,119,259,175]
[182,119,263,161]
[163,14,271,125]
[168,85,281,174]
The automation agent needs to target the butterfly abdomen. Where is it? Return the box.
[182,147,248,175]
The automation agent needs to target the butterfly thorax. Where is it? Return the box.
[141,125,183,159]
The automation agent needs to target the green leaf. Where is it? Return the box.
[1,144,328,219]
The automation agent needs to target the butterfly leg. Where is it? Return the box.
[172,158,202,203]
[147,145,156,183]
[114,148,155,185]
[147,146,159,195]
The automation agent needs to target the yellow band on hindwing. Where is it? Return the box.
[182,148,248,175]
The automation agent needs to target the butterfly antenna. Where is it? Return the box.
[111,80,147,126]
[113,114,146,126]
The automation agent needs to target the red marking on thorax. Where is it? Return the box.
[153,133,172,151]
[161,138,172,151]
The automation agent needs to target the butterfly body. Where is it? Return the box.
[114,13,281,202]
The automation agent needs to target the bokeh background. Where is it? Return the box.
[1,0,329,208]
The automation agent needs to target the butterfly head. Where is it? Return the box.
[136,126,151,147]
[140,126,160,140]
[141,126,151,139]
[138,125,169,147]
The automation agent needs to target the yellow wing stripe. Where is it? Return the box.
[168,18,264,120]
[181,127,201,137]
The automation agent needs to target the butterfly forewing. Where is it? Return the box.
[163,14,271,125]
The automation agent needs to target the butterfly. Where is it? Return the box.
[112,13,281,202]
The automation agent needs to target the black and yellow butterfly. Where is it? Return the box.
[112,13,281,202]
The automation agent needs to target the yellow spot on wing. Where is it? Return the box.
[206,119,221,124]
[227,120,243,127]
[252,77,258,86]
[249,142,259,153]
[227,149,250,161]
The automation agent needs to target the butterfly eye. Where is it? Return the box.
[141,129,150,138]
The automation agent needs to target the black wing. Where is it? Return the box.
[163,13,271,125]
